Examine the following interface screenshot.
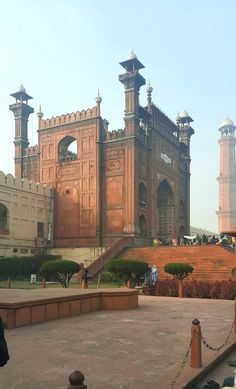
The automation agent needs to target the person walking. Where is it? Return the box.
[151,265,158,284]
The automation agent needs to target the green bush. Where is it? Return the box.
[40,260,80,288]
[0,254,61,281]
[164,263,193,282]
[99,271,121,283]
[105,259,148,286]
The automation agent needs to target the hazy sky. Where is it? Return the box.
[1,0,235,233]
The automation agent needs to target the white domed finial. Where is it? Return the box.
[146,81,153,94]
[221,117,234,127]
[95,89,102,104]
[127,51,137,60]
[36,104,44,120]
[176,112,181,124]
[18,83,26,93]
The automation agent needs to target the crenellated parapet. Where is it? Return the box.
[0,171,53,197]
[24,145,39,157]
[104,129,125,142]
[40,106,98,129]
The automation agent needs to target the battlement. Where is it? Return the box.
[104,129,125,141]
[40,106,98,129]
[0,171,53,197]
[24,145,39,157]
[151,104,179,134]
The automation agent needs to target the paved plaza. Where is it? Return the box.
[0,294,235,389]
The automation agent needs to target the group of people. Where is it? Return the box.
[153,234,235,247]
[144,264,158,285]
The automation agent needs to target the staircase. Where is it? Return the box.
[87,237,135,277]
[117,245,236,281]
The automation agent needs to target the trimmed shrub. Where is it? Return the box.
[164,263,193,282]
[184,279,211,299]
[40,260,80,288]
[157,278,179,297]
[0,254,61,281]
[105,259,148,286]
[156,278,236,300]
[142,283,158,296]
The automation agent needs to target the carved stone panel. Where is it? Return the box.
[105,176,123,207]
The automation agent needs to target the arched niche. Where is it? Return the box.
[179,200,185,220]
[139,183,147,207]
[139,215,147,237]
[156,180,174,240]
[0,203,9,233]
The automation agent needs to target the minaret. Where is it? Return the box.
[216,118,236,232]
[178,110,195,150]
[119,51,145,136]
[146,81,153,113]
[9,85,34,177]
[177,110,195,235]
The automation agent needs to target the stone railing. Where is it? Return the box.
[87,236,134,277]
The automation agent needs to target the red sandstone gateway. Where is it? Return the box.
[9,52,194,247]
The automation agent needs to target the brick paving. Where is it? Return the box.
[0,293,235,389]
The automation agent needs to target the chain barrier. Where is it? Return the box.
[168,338,192,389]
[201,316,235,352]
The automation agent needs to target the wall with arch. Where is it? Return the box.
[0,171,54,257]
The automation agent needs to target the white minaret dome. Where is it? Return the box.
[181,110,189,118]
[18,83,26,93]
[221,118,234,127]
[127,51,137,60]
[146,82,153,94]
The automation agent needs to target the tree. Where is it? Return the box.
[40,260,80,288]
[105,259,148,287]
[164,263,193,297]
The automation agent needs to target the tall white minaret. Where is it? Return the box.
[216,118,236,232]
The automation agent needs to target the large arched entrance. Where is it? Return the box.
[156,180,174,240]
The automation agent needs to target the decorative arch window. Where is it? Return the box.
[58,136,78,163]
[0,203,9,234]
[139,183,147,207]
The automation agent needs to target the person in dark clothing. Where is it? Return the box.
[0,317,9,367]
[82,269,90,288]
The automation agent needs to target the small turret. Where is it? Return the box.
[178,110,194,148]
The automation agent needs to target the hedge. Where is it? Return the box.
[144,278,236,299]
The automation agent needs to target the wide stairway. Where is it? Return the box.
[118,245,236,281]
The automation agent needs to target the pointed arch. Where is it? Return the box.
[0,203,9,234]
[156,180,174,239]
[58,136,78,163]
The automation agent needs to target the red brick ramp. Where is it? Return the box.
[117,245,236,281]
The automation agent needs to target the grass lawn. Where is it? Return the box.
[0,279,122,289]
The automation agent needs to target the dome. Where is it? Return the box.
[127,51,137,60]
[146,82,153,94]
[18,83,26,93]
[176,114,181,122]
[181,110,189,118]
[221,118,234,127]
[95,89,102,104]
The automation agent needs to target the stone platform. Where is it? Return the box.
[1,296,235,389]
[0,288,138,328]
